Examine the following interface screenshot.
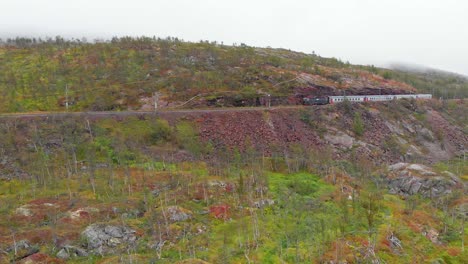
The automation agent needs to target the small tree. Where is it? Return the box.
[353,112,364,137]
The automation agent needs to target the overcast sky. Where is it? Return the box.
[1,0,467,75]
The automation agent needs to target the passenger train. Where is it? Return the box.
[303,94,432,105]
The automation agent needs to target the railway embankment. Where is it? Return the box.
[1,100,466,180]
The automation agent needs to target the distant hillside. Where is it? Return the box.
[389,63,468,78]
[388,63,468,99]
[0,36,466,112]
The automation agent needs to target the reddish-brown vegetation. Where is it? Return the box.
[209,204,230,220]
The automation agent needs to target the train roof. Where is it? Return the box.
[328,94,432,99]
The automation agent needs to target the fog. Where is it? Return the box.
[1,0,467,75]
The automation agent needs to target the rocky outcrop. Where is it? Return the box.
[81,224,137,255]
[428,110,468,154]
[386,163,463,197]
[325,132,355,149]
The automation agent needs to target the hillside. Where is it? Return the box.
[0,99,466,263]
[0,36,467,263]
[3,37,467,113]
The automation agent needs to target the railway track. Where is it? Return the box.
[0,105,307,119]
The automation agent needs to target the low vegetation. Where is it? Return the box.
[1,36,466,113]
[0,100,466,263]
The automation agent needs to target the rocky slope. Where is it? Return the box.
[1,100,466,177]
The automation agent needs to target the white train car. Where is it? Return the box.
[328,94,431,104]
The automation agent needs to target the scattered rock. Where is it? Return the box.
[207,180,226,188]
[56,248,69,259]
[82,224,137,255]
[110,205,144,219]
[18,252,64,264]
[255,186,269,195]
[405,145,423,160]
[385,121,404,135]
[69,207,99,220]
[165,206,193,222]
[253,199,275,208]
[387,233,403,251]
[7,239,32,252]
[14,200,62,219]
[423,228,441,245]
[402,121,415,134]
[151,183,174,197]
[151,189,161,197]
[419,127,435,141]
[207,180,235,192]
[197,210,210,215]
[15,206,33,217]
[0,157,32,180]
[6,240,39,261]
[195,224,207,234]
[121,208,144,219]
[149,240,166,251]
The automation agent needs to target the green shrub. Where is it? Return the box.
[353,112,364,137]
[382,71,393,80]
[149,119,172,144]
